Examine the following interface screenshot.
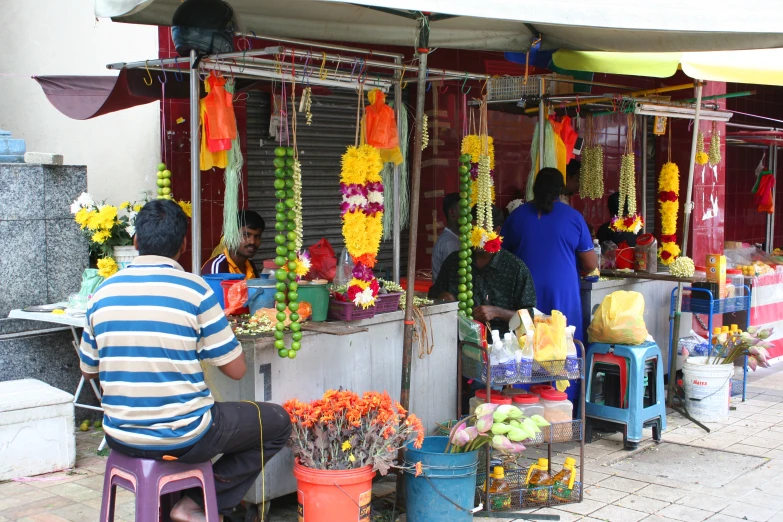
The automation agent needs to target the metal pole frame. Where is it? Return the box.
[393,56,403,282]
[399,16,429,412]
[667,80,702,407]
[642,117,648,232]
[189,50,201,274]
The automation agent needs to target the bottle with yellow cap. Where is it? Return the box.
[525,458,553,504]
[488,466,512,511]
[552,457,577,501]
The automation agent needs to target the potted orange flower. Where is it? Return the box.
[283,390,423,522]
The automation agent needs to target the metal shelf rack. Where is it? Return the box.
[458,340,586,512]
[669,285,752,401]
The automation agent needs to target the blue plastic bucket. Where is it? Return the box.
[403,436,479,522]
[246,278,277,316]
[203,274,245,308]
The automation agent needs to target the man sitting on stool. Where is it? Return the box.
[79,200,291,521]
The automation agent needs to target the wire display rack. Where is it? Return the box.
[486,74,569,102]
[669,285,752,401]
[458,340,586,513]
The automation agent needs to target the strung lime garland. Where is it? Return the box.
[709,121,721,166]
[457,153,474,317]
[156,162,173,200]
[272,146,304,359]
[611,116,643,234]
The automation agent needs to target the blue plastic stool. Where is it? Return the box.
[585,341,667,449]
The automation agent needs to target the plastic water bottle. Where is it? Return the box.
[593,239,602,270]
[520,329,534,380]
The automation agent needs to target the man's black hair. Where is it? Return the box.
[238,210,265,232]
[135,199,189,258]
[471,204,505,229]
[442,193,460,217]
[607,192,624,217]
[566,160,581,178]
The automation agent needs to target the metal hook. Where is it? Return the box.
[143,60,153,86]
[173,58,183,82]
[302,50,313,86]
[426,70,432,92]
[318,52,328,80]
[461,74,471,95]
[349,57,359,82]
[439,72,448,93]
[157,64,167,85]
[399,64,408,89]
[239,50,247,73]
[359,59,369,84]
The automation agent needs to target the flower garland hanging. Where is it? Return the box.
[461,134,496,207]
[340,144,384,308]
[579,114,604,200]
[456,153,474,317]
[421,114,429,151]
[709,121,721,167]
[611,115,644,234]
[658,128,680,266]
[468,98,501,253]
[695,130,709,165]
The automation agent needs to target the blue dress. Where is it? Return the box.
[501,201,593,343]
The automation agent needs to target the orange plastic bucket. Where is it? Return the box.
[293,460,376,522]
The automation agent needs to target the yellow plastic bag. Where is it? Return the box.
[533,310,567,362]
[587,291,649,345]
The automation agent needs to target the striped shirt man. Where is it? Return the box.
[79,256,242,451]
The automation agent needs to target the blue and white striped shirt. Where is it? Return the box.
[79,256,242,450]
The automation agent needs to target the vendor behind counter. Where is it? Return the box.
[596,192,638,247]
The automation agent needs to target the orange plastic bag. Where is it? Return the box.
[203,73,237,146]
[365,89,402,165]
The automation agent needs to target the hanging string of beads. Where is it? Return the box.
[578,114,604,200]
[611,114,643,234]
[709,120,722,166]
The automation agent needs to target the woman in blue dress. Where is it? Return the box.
[501,168,597,342]
[501,168,597,405]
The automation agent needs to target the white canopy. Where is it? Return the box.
[96,0,783,52]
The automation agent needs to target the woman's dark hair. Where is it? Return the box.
[135,199,189,258]
[533,168,565,214]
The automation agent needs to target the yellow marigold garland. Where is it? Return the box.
[339,144,384,308]
[461,135,495,170]
[657,161,680,266]
[695,131,708,165]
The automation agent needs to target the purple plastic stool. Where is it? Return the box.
[99,450,220,522]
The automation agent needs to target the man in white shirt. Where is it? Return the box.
[432,193,462,281]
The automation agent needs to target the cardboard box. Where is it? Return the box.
[706,254,727,299]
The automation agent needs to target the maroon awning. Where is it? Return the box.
[34,69,196,120]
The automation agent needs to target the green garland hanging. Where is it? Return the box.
[456,153,474,317]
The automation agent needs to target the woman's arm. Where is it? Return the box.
[578,249,598,273]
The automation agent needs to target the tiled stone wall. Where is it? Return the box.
[0,164,88,316]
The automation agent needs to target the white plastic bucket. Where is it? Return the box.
[113,246,139,270]
[682,357,733,422]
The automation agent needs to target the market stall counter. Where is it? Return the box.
[582,274,690,374]
[202,301,459,504]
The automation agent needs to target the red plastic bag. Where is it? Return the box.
[365,89,399,150]
[224,280,249,316]
[306,239,337,281]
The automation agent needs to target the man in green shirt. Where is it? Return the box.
[429,205,536,334]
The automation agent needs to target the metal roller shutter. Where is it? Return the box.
[246,89,408,279]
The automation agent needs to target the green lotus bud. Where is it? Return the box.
[491,422,512,435]
[509,419,522,428]
[507,426,532,442]
[523,417,542,434]
[530,414,551,427]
